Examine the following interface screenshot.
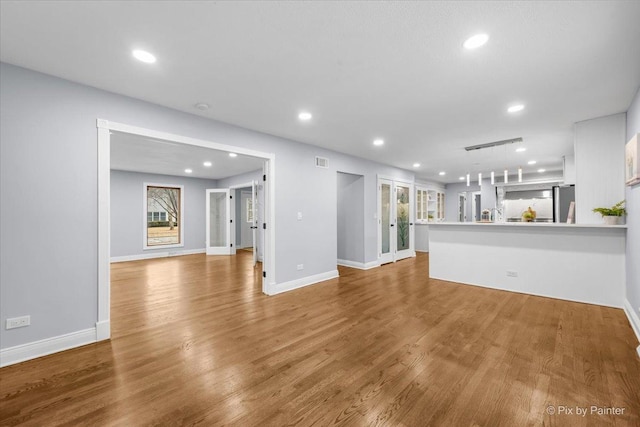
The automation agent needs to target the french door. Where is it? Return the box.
[206,189,232,255]
[378,178,414,264]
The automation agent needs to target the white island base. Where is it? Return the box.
[428,222,627,308]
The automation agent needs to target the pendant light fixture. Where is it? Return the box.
[490,171,495,185]
[466,173,470,187]
[478,172,482,186]
[518,167,523,182]
[504,169,508,183]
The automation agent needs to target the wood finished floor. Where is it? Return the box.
[1,252,639,426]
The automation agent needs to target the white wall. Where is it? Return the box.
[337,172,365,264]
[110,170,217,259]
[574,113,626,224]
[625,87,640,337]
[0,63,413,351]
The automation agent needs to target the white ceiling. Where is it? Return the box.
[2,1,639,183]
[110,132,264,180]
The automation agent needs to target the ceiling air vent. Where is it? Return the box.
[315,156,329,168]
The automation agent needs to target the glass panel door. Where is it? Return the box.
[206,189,231,255]
[395,183,413,260]
[379,179,393,264]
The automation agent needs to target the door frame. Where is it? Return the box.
[97,119,276,341]
[229,181,257,253]
[471,191,481,222]
[458,192,467,222]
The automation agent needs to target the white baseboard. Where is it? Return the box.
[96,320,110,341]
[337,259,380,270]
[623,298,640,345]
[0,327,96,367]
[111,248,205,263]
[269,270,339,295]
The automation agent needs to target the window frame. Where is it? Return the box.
[143,182,185,250]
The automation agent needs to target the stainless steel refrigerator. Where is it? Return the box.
[553,185,575,223]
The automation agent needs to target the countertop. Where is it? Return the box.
[428,222,627,229]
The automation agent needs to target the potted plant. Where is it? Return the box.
[592,200,626,225]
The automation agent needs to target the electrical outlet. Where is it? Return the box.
[297,264,304,271]
[506,271,518,277]
[6,315,30,330]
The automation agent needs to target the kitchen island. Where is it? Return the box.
[428,222,626,308]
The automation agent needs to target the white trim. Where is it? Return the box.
[623,298,640,344]
[268,270,339,296]
[337,259,381,270]
[143,182,185,251]
[0,328,96,367]
[264,159,275,294]
[97,123,110,341]
[377,174,414,185]
[96,320,110,341]
[111,248,206,263]
[229,181,254,190]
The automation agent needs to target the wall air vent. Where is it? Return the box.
[315,156,329,168]
[464,137,523,151]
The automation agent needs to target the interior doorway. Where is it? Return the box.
[336,172,365,268]
[97,119,275,342]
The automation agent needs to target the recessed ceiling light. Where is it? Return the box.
[508,104,525,113]
[229,153,238,158]
[413,163,421,168]
[528,160,537,165]
[439,171,446,176]
[516,147,526,152]
[203,161,212,167]
[373,139,384,146]
[185,168,192,174]
[463,33,489,49]
[459,176,465,181]
[132,49,156,64]
[538,168,546,173]
[298,112,312,121]
[195,103,209,110]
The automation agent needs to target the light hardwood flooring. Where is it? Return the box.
[1,252,639,426]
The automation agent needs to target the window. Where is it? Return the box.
[144,184,184,248]
[147,212,168,222]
